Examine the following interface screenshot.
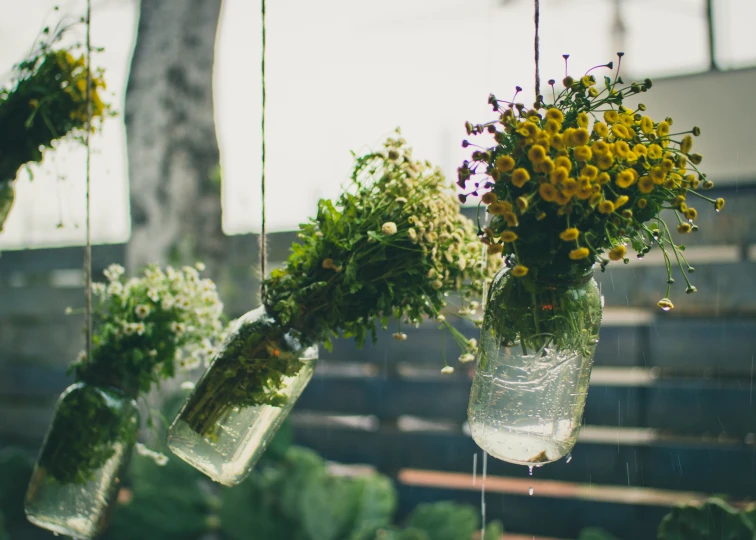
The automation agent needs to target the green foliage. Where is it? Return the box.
[577,527,621,540]
[37,383,139,485]
[657,498,756,540]
[403,502,479,540]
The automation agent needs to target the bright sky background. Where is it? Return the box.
[0,0,755,249]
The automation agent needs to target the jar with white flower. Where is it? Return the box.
[25,264,225,539]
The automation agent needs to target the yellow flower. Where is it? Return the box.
[495,155,515,172]
[516,196,529,211]
[636,198,648,209]
[545,108,564,123]
[511,168,531,188]
[680,135,693,154]
[661,159,675,172]
[488,201,513,215]
[604,110,620,125]
[685,207,698,220]
[589,87,599,97]
[657,121,670,137]
[512,264,529,277]
[555,156,572,171]
[504,212,519,227]
[580,75,595,87]
[574,145,592,162]
[487,243,504,255]
[596,172,611,185]
[589,193,602,205]
[559,228,580,241]
[619,113,634,128]
[561,178,578,196]
[657,298,674,311]
[715,197,725,211]
[650,166,666,184]
[615,170,636,189]
[593,121,609,138]
[382,222,398,235]
[535,132,552,148]
[673,195,686,208]
[638,176,655,194]
[550,133,566,150]
[640,116,654,134]
[538,157,555,173]
[677,223,692,234]
[555,191,571,206]
[614,141,630,158]
[528,145,547,164]
[647,144,663,160]
[545,119,561,134]
[569,247,591,260]
[572,128,590,147]
[576,183,593,200]
[539,183,557,202]
[598,200,615,214]
[633,144,648,156]
[481,192,497,204]
[517,122,538,138]
[577,112,589,128]
[592,140,610,155]
[580,165,599,180]
[615,195,629,208]
[690,153,703,165]
[500,230,518,242]
[608,245,626,261]
[596,153,614,170]
[612,124,630,140]
[625,151,638,164]
[550,167,569,185]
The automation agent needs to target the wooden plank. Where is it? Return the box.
[0,243,125,276]
[0,315,84,368]
[0,287,84,317]
[291,424,756,498]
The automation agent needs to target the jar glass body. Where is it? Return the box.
[24,382,139,539]
[468,266,602,466]
[167,305,318,486]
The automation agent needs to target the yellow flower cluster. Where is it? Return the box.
[459,59,725,309]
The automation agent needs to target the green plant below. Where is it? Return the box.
[657,498,756,540]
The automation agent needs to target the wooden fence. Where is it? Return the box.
[1,184,754,539]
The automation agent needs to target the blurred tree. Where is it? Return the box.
[125,0,229,275]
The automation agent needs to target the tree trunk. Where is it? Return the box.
[125,0,226,275]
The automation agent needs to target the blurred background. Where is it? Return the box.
[1,0,755,538]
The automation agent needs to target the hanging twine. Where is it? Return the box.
[84,0,93,361]
[534,0,541,100]
[259,0,268,291]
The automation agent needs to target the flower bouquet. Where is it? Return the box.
[0,25,109,231]
[167,132,500,486]
[25,264,224,539]
[459,56,724,466]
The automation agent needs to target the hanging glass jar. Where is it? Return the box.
[25,381,139,539]
[468,264,602,466]
[167,305,318,486]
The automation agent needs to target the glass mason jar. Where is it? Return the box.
[167,305,318,486]
[468,265,602,466]
[25,382,139,539]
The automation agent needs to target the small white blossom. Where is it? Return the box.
[103,264,125,282]
[195,262,206,271]
[64,307,73,315]
[180,381,196,391]
[441,366,455,374]
[91,283,106,295]
[135,304,151,319]
[147,289,160,302]
[148,349,158,358]
[135,322,146,336]
[381,222,397,235]
[459,353,475,363]
[467,338,478,350]
[107,282,124,297]
[435,314,446,322]
[392,332,408,341]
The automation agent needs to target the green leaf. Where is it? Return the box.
[657,498,756,540]
[404,502,478,540]
[577,527,621,540]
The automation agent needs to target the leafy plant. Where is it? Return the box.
[657,498,756,540]
[459,55,725,311]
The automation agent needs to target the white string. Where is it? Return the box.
[84,0,93,361]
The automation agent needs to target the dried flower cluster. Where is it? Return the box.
[71,263,226,395]
[0,23,110,230]
[458,55,724,309]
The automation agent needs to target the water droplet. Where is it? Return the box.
[528,466,533,476]
[528,487,534,495]
[715,208,720,213]
[661,306,671,312]
[566,454,573,463]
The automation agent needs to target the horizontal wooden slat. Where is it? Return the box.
[0,243,125,276]
[291,423,756,498]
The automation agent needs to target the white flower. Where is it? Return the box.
[103,263,125,282]
[147,289,160,302]
[392,332,408,341]
[64,307,73,315]
[75,350,87,363]
[135,304,150,319]
[91,283,106,295]
[435,314,446,322]
[381,222,397,235]
[180,355,201,371]
[148,349,158,357]
[161,296,175,310]
[180,381,196,391]
[195,262,206,272]
[467,338,478,350]
[107,282,124,297]
[457,256,467,271]
[135,322,146,336]
[459,353,475,363]
[441,366,455,374]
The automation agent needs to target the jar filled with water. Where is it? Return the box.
[468,265,602,465]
